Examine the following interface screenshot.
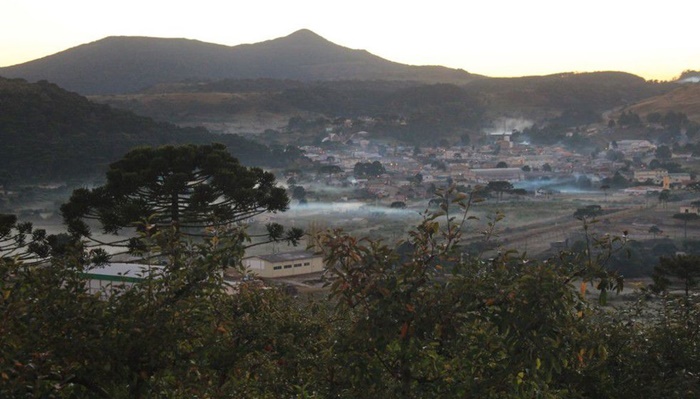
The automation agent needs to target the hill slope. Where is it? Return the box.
[624,84,700,123]
[0,78,302,182]
[0,29,479,95]
[89,72,675,139]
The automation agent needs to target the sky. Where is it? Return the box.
[1,0,698,81]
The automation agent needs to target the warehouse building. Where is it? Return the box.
[243,250,325,278]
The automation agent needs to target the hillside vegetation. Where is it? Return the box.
[0,78,305,183]
[625,84,700,123]
[92,73,677,142]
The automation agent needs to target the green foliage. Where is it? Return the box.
[0,78,305,184]
[3,186,700,398]
[0,214,51,262]
[651,254,700,297]
[617,110,642,127]
[0,228,325,398]
[317,164,343,175]
[672,212,700,239]
[61,144,297,258]
[485,180,514,201]
[353,161,386,178]
[573,205,602,221]
[656,144,673,160]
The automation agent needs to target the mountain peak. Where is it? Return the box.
[274,28,334,47]
[287,29,322,39]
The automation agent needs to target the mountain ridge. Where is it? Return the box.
[0,29,481,95]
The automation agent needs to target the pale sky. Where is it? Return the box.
[1,0,698,81]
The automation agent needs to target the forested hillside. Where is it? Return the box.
[91,72,678,144]
[0,78,305,183]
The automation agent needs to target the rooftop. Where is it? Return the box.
[248,250,321,263]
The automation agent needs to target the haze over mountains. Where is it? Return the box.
[0,29,479,95]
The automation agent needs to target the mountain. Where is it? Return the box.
[0,29,480,95]
[0,77,305,183]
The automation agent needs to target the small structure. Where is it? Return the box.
[613,140,656,153]
[243,250,325,278]
[633,169,668,184]
[83,263,163,298]
[679,204,700,215]
[470,168,524,183]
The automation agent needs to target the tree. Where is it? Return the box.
[409,173,423,185]
[647,112,663,124]
[600,184,610,199]
[0,227,325,398]
[648,225,663,238]
[496,161,508,168]
[485,180,513,201]
[577,174,592,189]
[658,189,671,208]
[315,186,625,397]
[510,188,528,199]
[656,145,672,160]
[0,214,54,262]
[607,171,629,188]
[61,144,297,256]
[618,110,641,127]
[606,150,625,162]
[291,185,307,201]
[652,254,700,299]
[318,164,343,176]
[542,163,552,172]
[390,201,406,209]
[521,165,531,172]
[354,161,385,178]
[8,184,700,397]
[0,170,10,194]
[672,212,700,239]
[648,159,662,170]
[431,160,447,171]
[574,205,602,221]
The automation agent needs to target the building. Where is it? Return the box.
[668,173,692,185]
[469,168,524,183]
[83,263,163,298]
[633,169,668,184]
[679,204,700,215]
[243,250,325,278]
[613,140,656,153]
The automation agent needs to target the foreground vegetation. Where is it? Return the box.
[2,186,699,398]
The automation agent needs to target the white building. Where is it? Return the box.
[243,250,325,278]
[469,168,524,183]
[83,263,163,298]
[613,140,656,153]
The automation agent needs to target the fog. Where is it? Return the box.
[484,117,534,135]
[282,201,421,220]
[514,176,603,195]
